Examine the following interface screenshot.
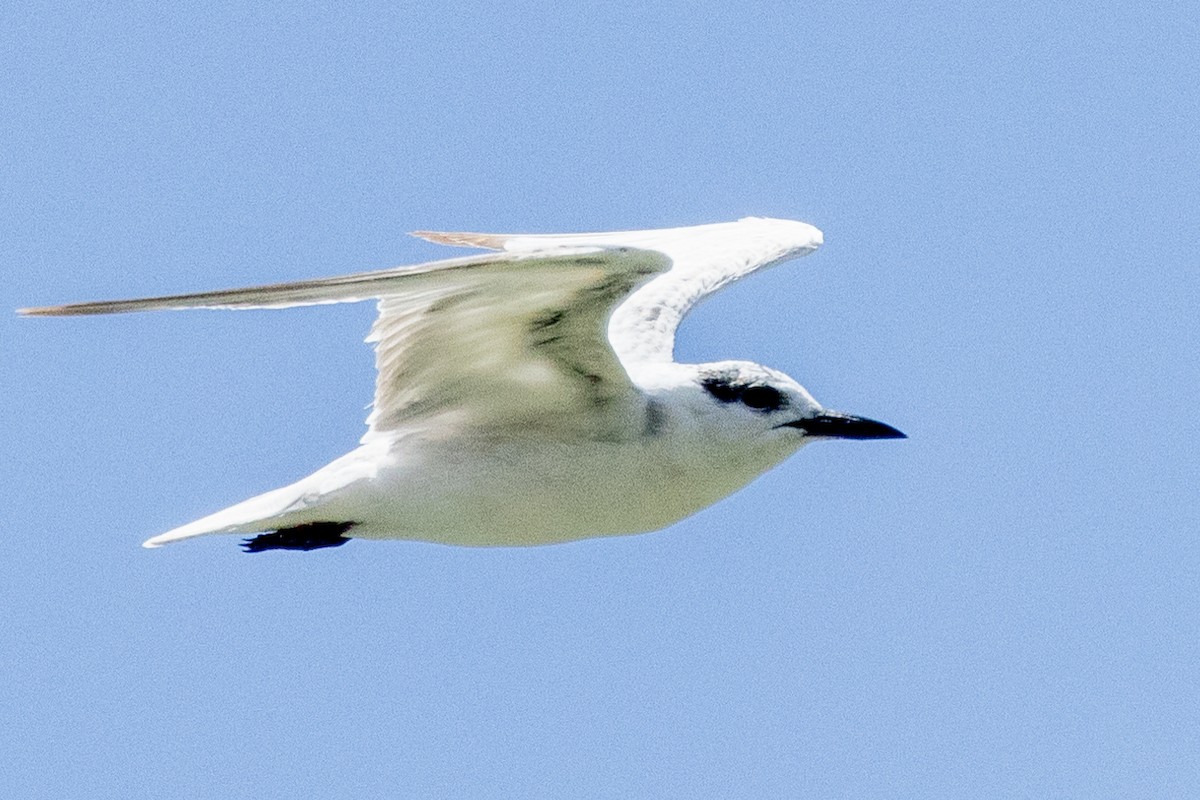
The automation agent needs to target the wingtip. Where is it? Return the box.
[17,303,121,317]
[17,305,58,317]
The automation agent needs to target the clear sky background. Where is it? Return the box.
[4,2,1198,797]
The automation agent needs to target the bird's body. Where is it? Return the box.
[22,217,904,551]
[193,364,805,547]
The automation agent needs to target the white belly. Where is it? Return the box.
[337,435,801,546]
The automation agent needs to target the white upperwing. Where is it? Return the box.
[20,217,823,440]
[414,217,824,365]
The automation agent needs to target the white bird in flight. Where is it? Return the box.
[22,217,904,552]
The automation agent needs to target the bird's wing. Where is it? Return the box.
[357,247,671,440]
[416,217,825,365]
[20,217,822,439]
[20,246,671,440]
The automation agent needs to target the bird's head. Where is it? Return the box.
[674,361,906,446]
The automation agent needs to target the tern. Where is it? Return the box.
[21,217,904,552]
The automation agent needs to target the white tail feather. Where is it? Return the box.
[141,444,384,548]
[141,483,311,548]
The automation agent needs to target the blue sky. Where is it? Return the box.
[4,1,1198,796]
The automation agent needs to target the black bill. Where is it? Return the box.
[780,413,906,440]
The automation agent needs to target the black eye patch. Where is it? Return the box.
[740,385,786,410]
[700,376,787,412]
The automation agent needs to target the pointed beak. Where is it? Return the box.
[780,413,906,440]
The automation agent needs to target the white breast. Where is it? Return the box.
[339,428,803,546]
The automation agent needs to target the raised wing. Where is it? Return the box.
[416,217,824,365]
[20,246,672,440]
